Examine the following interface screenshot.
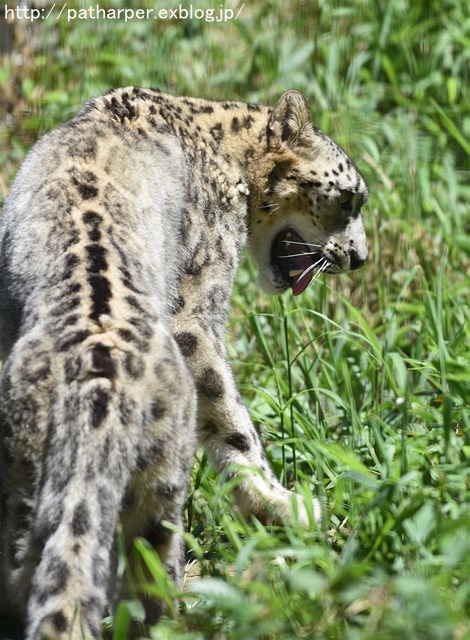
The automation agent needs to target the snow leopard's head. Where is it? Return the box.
[248,90,368,295]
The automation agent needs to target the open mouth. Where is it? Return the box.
[271,228,326,295]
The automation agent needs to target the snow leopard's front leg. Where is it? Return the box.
[171,320,319,527]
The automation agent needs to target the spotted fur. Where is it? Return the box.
[0,88,368,639]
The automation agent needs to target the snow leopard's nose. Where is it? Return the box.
[349,249,367,270]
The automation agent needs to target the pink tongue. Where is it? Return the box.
[291,264,314,296]
[285,233,314,296]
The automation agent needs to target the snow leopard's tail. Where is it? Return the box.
[26,342,134,640]
[22,333,196,640]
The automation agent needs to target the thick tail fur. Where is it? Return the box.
[1,330,196,640]
[26,349,135,640]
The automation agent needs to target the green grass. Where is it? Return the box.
[1,0,469,638]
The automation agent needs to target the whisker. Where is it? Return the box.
[264,204,280,215]
[261,202,279,208]
[279,250,322,259]
[310,260,329,285]
[312,259,331,281]
[321,260,331,273]
[296,256,325,282]
[283,240,323,248]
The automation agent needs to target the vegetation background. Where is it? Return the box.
[1,0,469,638]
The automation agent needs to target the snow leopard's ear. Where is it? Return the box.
[268,90,314,149]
